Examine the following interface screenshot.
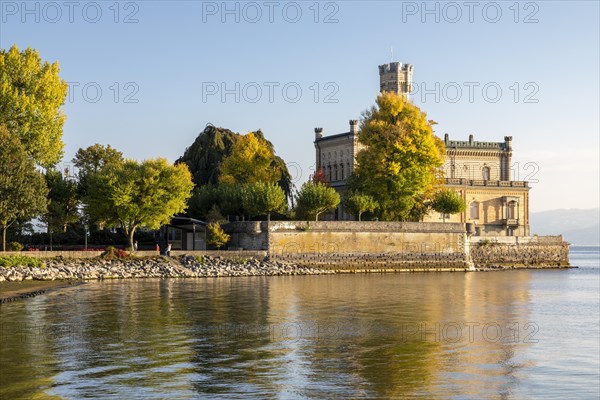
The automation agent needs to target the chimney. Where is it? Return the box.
[469,134,474,143]
[349,120,359,134]
[314,127,323,140]
[444,133,449,143]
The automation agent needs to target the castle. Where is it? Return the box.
[314,62,530,237]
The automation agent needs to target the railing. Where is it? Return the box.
[504,219,519,226]
[445,178,528,188]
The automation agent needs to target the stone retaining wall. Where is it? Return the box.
[1,224,569,271]
[470,236,569,268]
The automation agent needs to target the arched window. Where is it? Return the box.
[327,165,332,182]
[482,166,490,180]
[340,163,345,180]
[470,202,479,220]
[334,165,338,181]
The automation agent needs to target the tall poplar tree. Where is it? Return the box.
[0,45,68,167]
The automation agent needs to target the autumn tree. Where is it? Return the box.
[242,182,287,222]
[177,126,292,198]
[219,131,281,184]
[84,158,194,250]
[0,126,48,251]
[0,46,68,167]
[431,189,466,222]
[206,222,230,250]
[310,168,328,185]
[295,182,340,221]
[343,192,378,221]
[349,92,445,221]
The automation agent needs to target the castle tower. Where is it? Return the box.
[378,62,413,98]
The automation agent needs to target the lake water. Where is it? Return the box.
[1,247,598,399]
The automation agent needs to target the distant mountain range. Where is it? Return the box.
[530,208,600,246]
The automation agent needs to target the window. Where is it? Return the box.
[507,202,516,219]
[340,163,345,180]
[470,202,479,220]
[482,166,490,180]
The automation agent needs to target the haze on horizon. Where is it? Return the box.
[2,0,598,212]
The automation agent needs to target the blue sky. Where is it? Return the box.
[1,0,598,211]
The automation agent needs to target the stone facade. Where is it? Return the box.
[423,134,530,237]
[379,62,414,98]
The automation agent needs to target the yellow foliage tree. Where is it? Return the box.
[350,92,445,221]
[219,132,281,185]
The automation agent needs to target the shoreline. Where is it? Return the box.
[0,258,577,303]
[0,280,84,303]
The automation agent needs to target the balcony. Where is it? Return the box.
[444,178,528,188]
[504,219,519,226]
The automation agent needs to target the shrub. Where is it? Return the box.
[100,246,130,260]
[207,222,230,249]
[7,242,23,251]
[0,255,43,268]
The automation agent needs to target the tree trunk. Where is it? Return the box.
[315,213,319,221]
[358,212,362,222]
[267,213,271,223]
[2,225,6,252]
[128,226,137,251]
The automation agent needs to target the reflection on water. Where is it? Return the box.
[0,248,598,399]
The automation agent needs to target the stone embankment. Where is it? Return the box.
[0,255,333,283]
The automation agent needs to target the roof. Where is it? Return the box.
[314,131,353,143]
[167,217,207,231]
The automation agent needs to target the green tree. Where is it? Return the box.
[216,184,245,218]
[73,143,124,174]
[349,92,445,221]
[206,222,230,249]
[176,125,239,186]
[188,185,220,220]
[0,45,68,167]
[295,182,340,221]
[0,126,48,251]
[73,144,124,196]
[431,189,466,222]
[85,158,194,250]
[188,184,246,221]
[42,168,80,233]
[243,182,287,222]
[343,191,378,221]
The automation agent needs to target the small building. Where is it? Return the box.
[157,217,207,250]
